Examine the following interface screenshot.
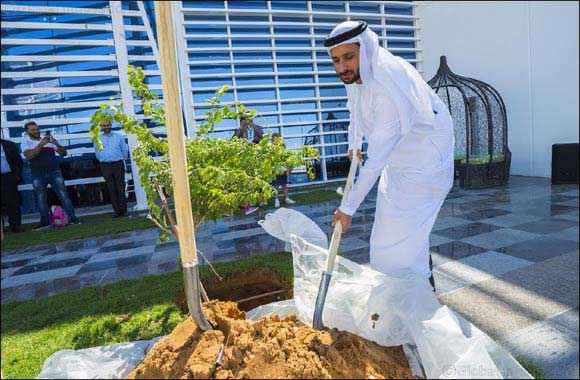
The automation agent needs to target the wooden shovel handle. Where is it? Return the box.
[324,156,359,272]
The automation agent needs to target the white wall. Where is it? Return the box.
[417,1,579,177]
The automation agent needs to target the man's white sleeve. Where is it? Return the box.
[20,139,30,153]
[346,99,362,152]
[339,125,402,216]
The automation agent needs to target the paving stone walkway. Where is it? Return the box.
[1,175,578,378]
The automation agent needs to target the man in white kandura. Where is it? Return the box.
[327,21,455,291]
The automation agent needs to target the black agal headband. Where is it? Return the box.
[324,21,368,48]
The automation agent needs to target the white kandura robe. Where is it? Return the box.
[339,84,455,278]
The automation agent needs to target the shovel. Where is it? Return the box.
[313,155,360,330]
[154,2,212,330]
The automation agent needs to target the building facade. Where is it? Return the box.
[1,1,420,213]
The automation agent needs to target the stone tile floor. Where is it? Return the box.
[1,175,578,378]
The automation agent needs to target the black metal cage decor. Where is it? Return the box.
[428,56,511,188]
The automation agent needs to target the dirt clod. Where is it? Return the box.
[128,301,412,379]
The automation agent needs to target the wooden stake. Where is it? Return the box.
[153,1,198,265]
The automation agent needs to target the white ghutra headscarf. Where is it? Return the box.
[325,21,437,135]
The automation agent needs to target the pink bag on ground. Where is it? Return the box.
[49,206,68,228]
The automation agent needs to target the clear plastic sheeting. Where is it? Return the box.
[258,207,328,252]
[36,337,163,379]
[256,208,533,379]
[35,208,532,379]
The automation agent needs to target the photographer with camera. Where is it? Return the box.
[21,121,80,231]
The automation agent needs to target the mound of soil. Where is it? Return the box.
[177,267,293,312]
[128,301,412,379]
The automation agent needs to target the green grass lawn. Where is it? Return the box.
[259,187,340,212]
[1,187,341,252]
[0,252,293,379]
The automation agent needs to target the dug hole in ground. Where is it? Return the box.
[37,208,533,379]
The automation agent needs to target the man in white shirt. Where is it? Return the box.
[327,21,455,290]
[94,121,129,217]
[21,121,80,230]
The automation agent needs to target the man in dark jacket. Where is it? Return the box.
[232,115,265,215]
[1,138,24,233]
[233,115,264,144]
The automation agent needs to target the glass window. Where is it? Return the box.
[193,90,234,104]
[279,86,315,99]
[252,115,279,128]
[318,74,341,84]
[185,25,227,34]
[231,38,271,48]
[275,39,311,48]
[278,75,314,85]
[190,65,231,76]
[188,52,230,62]
[187,39,228,49]
[349,2,381,14]
[282,101,316,111]
[326,155,349,179]
[384,4,414,16]
[284,135,318,150]
[319,85,345,98]
[322,111,349,121]
[387,29,416,38]
[321,100,347,109]
[282,113,318,125]
[238,88,276,101]
[191,77,234,88]
[228,0,267,10]
[278,63,313,72]
[236,76,275,86]
[283,123,320,137]
[235,63,274,73]
[233,51,273,60]
[184,15,225,23]
[273,26,310,35]
[248,103,278,114]
[229,15,268,23]
[312,16,345,25]
[182,1,225,9]
[230,25,269,34]
[311,1,345,12]
[275,51,311,61]
[324,143,348,157]
[271,1,308,11]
